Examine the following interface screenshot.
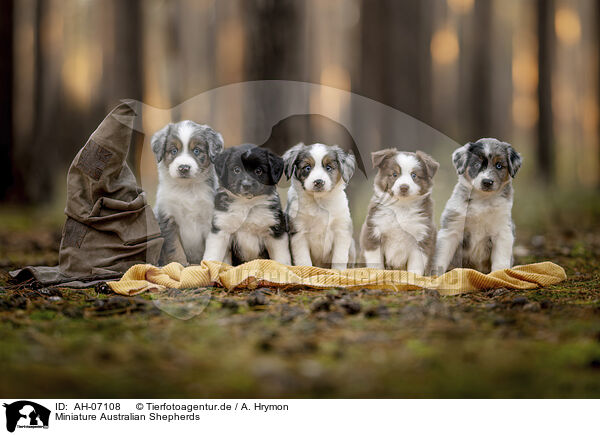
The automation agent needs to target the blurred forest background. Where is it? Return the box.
[1,0,599,225]
[3,0,600,401]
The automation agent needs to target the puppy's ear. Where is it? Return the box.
[151,123,172,163]
[267,151,284,185]
[452,144,470,175]
[506,144,522,178]
[371,148,397,169]
[416,151,440,178]
[282,143,304,180]
[213,148,230,182]
[203,127,224,163]
[335,147,356,183]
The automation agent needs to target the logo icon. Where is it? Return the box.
[3,401,50,433]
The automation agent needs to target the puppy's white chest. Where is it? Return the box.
[392,206,428,240]
[463,197,511,262]
[157,182,214,260]
[374,204,428,267]
[302,199,346,263]
[465,199,509,237]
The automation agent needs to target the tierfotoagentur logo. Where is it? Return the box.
[3,401,50,433]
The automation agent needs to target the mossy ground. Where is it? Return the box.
[1,207,599,398]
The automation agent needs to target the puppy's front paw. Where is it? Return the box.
[491,262,511,272]
[294,261,313,267]
[407,267,425,276]
[365,262,384,270]
[431,266,447,277]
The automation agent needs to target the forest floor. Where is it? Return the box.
[1,206,599,398]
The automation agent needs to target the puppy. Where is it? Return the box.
[360,149,439,274]
[435,138,522,274]
[283,143,356,269]
[203,144,291,265]
[152,121,224,265]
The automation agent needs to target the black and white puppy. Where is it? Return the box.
[283,143,356,269]
[434,138,522,274]
[360,149,439,274]
[203,144,291,265]
[152,121,224,265]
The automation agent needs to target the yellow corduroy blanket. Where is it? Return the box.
[107,260,566,296]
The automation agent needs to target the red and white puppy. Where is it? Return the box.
[360,149,439,275]
[152,120,224,265]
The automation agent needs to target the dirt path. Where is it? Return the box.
[1,226,599,398]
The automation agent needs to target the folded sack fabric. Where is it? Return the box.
[10,101,163,286]
[107,260,566,296]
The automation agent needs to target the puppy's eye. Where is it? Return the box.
[193,148,201,156]
[233,166,241,174]
[325,164,333,172]
[170,148,178,156]
[392,172,398,178]
[495,162,503,170]
[411,172,417,180]
[255,168,263,176]
[303,165,311,173]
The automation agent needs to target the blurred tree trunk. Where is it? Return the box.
[25,0,55,203]
[0,0,13,201]
[471,0,492,139]
[457,0,492,142]
[243,0,303,81]
[113,0,143,173]
[109,0,143,104]
[166,1,182,120]
[537,0,554,183]
[597,0,600,190]
[359,0,432,147]
[242,0,304,142]
[417,2,433,127]
[111,0,144,180]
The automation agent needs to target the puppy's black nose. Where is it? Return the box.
[178,164,191,175]
[399,184,409,194]
[482,178,494,188]
[313,179,325,188]
[240,180,252,190]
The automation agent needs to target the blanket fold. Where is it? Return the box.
[107,260,566,296]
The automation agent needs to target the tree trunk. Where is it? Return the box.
[537,0,554,183]
[359,0,432,147]
[23,0,55,203]
[111,0,144,179]
[243,0,303,81]
[471,0,492,139]
[242,0,304,144]
[597,0,600,190]
[0,0,14,201]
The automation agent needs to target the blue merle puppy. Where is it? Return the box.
[152,121,224,265]
[203,144,291,265]
[435,138,522,274]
